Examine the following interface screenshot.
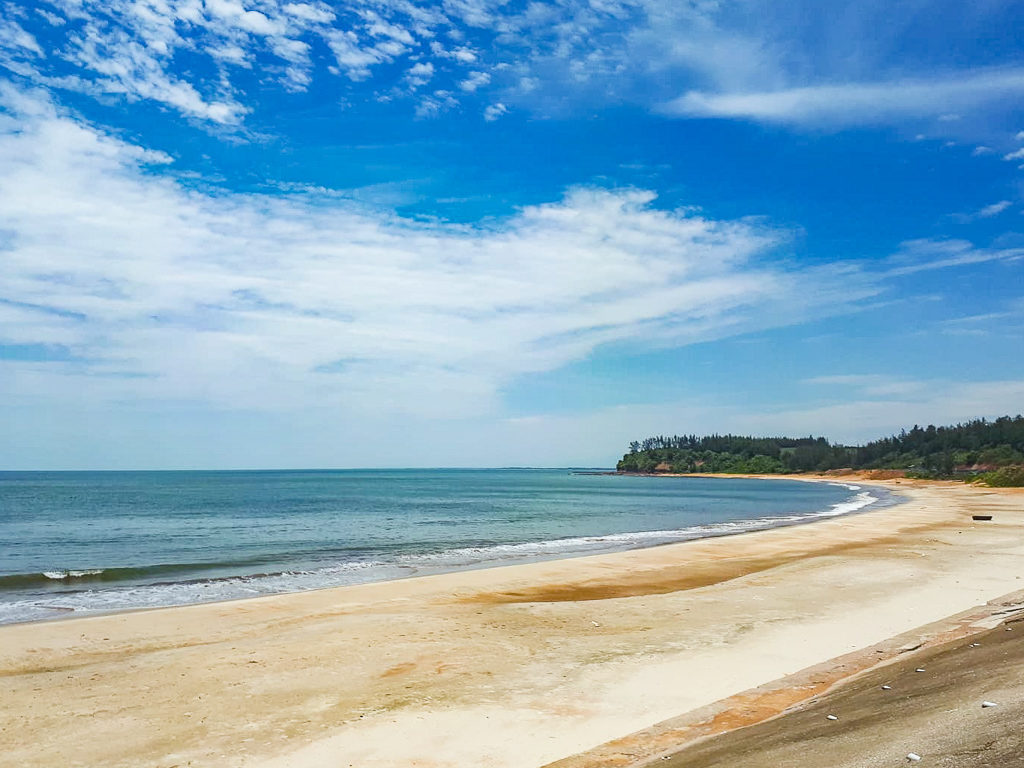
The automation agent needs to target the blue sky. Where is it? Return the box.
[1,0,1023,469]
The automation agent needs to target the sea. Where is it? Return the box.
[0,469,899,625]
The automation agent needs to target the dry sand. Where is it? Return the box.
[1,478,1023,768]
[642,611,1024,768]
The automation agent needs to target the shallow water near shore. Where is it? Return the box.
[0,469,897,624]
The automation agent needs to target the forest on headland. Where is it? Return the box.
[617,416,1024,486]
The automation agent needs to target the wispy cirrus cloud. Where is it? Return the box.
[882,238,1024,277]
[663,68,1024,127]
[804,374,927,398]
[0,18,43,57]
[950,199,1016,223]
[976,200,1014,218]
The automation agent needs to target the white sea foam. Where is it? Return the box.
[42,569,105,580]
[0,486,886,625]
[0,559,408,625]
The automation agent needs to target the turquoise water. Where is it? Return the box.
[0,469,896,624]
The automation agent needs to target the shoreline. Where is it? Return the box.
[3,476,1023,767]
[0,474,888,627]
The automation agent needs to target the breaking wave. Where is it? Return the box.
[0,483,889,625]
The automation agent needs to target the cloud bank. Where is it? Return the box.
[0,86,888,422]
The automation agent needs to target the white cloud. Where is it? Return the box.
[518,76,539,93]
[483,102,507,121]
[13,0,419,118]
[951,199,1016,223]
[18,0,265,123]
[937,307,1024,337]
[405,61,434,88]
[326,30,386,81]
[415,89,458,118]
[883,238,1024,277]
[35,8,67,27]
[972,146,993,156]
[6,0,505,121]
[282,3,335,24]
[1004,147,1024,161]
[458,70,491,92]
[205,0,286,36]
[360,10,414,45]
[662,68,1024,126]
[428,42,478,63]
[977,200,1012,218]
[452,47,478,63]
[804,374,926,398]
[70,32,246,123]
[7,0,1021,131]
[0,87,887,422]
[440,0,499,28]
[0,19,44,56]
[1016,130,1024,141]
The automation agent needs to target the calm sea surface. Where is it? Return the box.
[0,469,897,624]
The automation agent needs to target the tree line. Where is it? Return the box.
[617,416,1024,482]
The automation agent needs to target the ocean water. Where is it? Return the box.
[0,469,897,624]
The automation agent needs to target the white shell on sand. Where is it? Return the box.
[881,685,892,690]
[907,753,922,761]
[826,714,838,720]
[915,668,925,672]
[982,701,998,708]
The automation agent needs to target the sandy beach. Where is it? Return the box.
[2,477,1023,768]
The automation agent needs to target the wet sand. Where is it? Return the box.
[2,478,1023,768]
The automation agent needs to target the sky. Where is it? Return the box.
[1,0,1023,469]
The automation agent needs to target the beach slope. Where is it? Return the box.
[645,612,1024,768]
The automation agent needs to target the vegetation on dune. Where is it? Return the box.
[976,465,1024,487]
[617,435,846,475]
[617,416,1024,486]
